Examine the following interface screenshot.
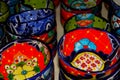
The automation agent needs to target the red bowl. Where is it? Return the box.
[58,28,120,79]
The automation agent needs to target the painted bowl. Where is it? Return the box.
[0,39,54,80]
[58,28,120,79]
[60,0,102,11]
[60,3,102,25]
[0,1,10,23]
[7,8,56,36]
[64,13,110,33]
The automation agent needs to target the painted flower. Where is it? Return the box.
[5,57,39,80]
[74,38,96,52]
[13,65,36,80]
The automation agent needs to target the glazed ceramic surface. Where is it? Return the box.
[58,28,120,79]
[64,13,110,33]
[0,39,54,80]
[23,0,54,10]
[60,3,102,25]
[7,9,56,36]
[61,0,102,10]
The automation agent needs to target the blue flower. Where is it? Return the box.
[74,38,96,52]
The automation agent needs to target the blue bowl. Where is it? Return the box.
[7,8,56,36]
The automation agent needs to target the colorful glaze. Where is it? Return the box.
[60,3,102,25]
[7,9,56,36]
[64,13,110,33]
[58,28,120,79]
[59,63,120,80]
[0,1,10,22]
[0,39,54,80]
[71,51,105,72]
[61,0,102,10]
[6,27,57,58]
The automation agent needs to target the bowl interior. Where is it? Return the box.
[0,39,51,80]
[58,28,120,72]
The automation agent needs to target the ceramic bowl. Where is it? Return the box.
[64,13,110,33]
[0,1,10,23]
[7,8,56,36]
[58,28,120,79]
[0,39,54,80]
[60,3,102,25]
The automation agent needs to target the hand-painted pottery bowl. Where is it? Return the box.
[7,8,56,36]
[58,28,120,79]
[64,13,110,33]
[60,3,102,25]
[0,1,10,23]
[0,39,54,80]
[22,0,55,10]
[61,0,102,10]
[111,10,120,38]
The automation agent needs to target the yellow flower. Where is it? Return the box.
[13,65,36,80]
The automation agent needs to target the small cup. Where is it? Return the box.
[0,39,54,80]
